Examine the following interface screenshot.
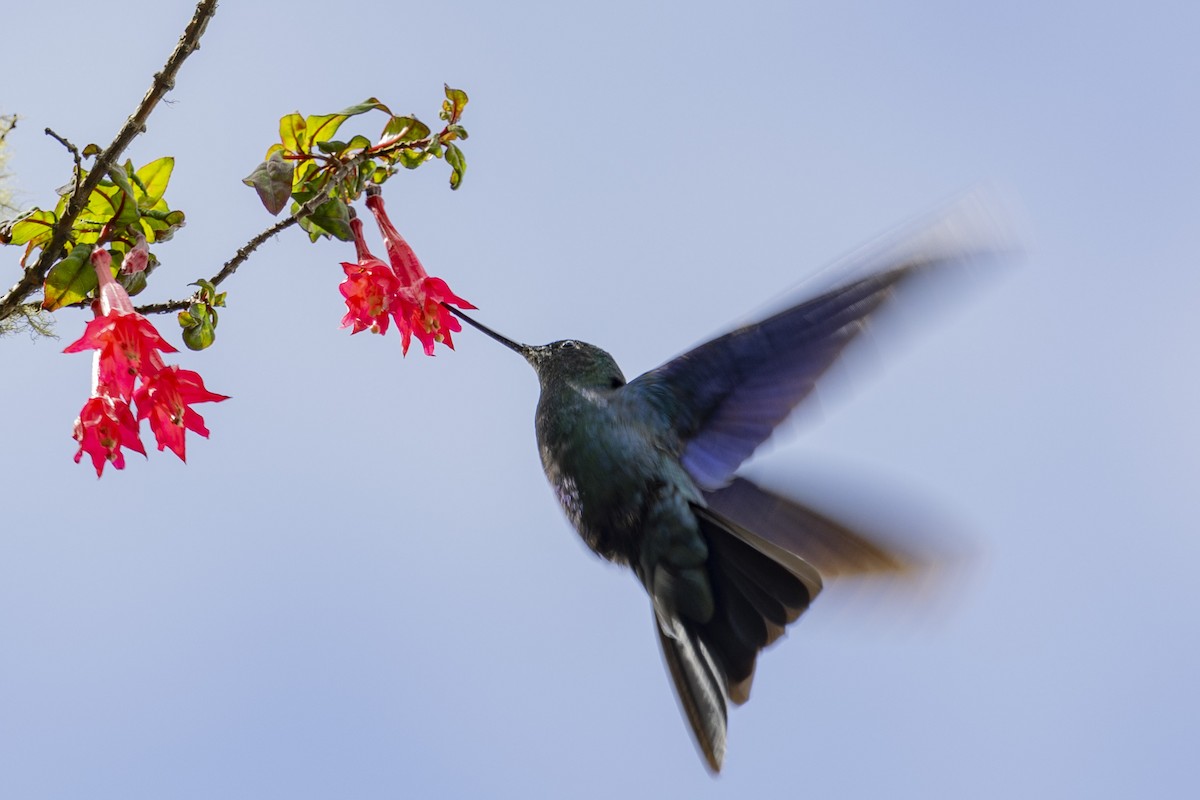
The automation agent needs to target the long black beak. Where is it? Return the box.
[444,304,534,359]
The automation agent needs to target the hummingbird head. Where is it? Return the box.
[447,305,627,390]
[525,339,627,391]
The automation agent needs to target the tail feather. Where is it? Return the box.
[704,555,769,683]
[714,547,791,633]
[657,476,910,771]
[707,520,814,621]
[655,615,728,773]
[696,509,818,704]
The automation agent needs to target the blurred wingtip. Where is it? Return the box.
[704,470,979,630]
[848,186,1025,282]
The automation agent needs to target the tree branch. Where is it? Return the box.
[0,0,219,320]
[134,215,300,315]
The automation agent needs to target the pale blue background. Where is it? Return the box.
[2,2,1198,797]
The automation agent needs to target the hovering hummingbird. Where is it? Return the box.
[449,221,990,772]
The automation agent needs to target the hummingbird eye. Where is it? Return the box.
[559,340,577,350]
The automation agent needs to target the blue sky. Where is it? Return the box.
[2,1,1198,797]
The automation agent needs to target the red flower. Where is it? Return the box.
[133,365,229,462]
[64,246,228,475]
[363,189,475,355]
[340,216,402,335]
[63,249,176,400]
[72,395,146,477]
[364,191,425,285]
[395,276,473,356]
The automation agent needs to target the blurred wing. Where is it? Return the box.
[703,476,910,578]
[628,265,918,491]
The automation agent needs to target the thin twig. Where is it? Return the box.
[43,128,82,194]
[135,215,299,315]
[135,164,357,315]
[0,0,219,320]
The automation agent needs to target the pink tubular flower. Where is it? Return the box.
[364,191,425,285]
[340,216,401,335]
[363,188,476,356]
[73,395,146,477]
[63,249,176,400]
[134,364,229,461]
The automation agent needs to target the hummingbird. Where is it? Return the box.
[449,227,987,772]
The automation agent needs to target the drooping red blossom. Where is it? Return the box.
[340,216,402,335]
[72,395,147,477]
[363,188,475,355]
[395,276,474,356]
[64,247,228,475]
[63,249,177,400]
[133,364,229,462]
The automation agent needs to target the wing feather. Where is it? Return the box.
[629,267,917,491]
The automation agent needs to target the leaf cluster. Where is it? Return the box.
[0,157,183,310]
[242,85,470,241]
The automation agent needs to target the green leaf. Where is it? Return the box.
[295,205,316,239]
[383,115,431,144]
[82,143,102,158]
[316,139,348,156]
[279,112,307,153]
[356,160,378,187]
[84,180,140,229]
[442,85,469,124]
[337,97,391,117]
[133,157,174,207]
[306,113,348,148]
[42,244,97,311]
[445,142,467,190]
[396,148,427,169]
[344,134,372,153]
[120,269,148,297]
[299,165,331,198]
[293,159,321,193]
[304,198,354,241]
[2,208,58,247]
[242,152,294,215]
[108,164,138,201]
[140,209,186,243]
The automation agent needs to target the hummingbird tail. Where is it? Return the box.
[654,500,824,774]
[691,508,821,705]
[655,615,728,773]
